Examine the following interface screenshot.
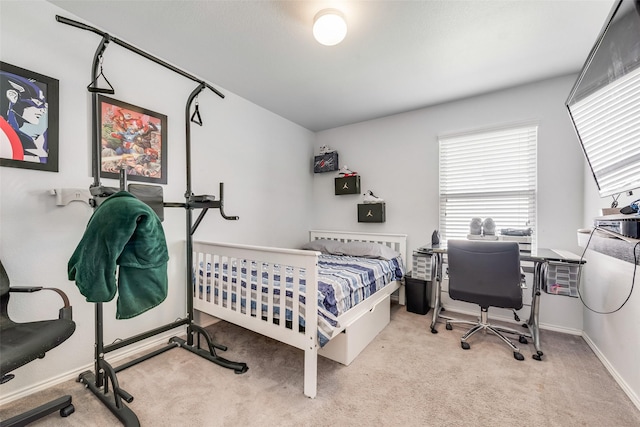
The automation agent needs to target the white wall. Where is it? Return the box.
[0,0,314,402]
[314,75,586,332]
[581,172,640,407]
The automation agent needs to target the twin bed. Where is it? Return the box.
[192,230,407,398]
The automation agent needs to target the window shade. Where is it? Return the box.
[569,65,640,197]
[439,125,537,244]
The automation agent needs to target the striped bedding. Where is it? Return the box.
[196,254,404,346]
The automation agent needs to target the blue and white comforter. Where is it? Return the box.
[197,254,404,346]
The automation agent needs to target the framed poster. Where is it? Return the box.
[98,95,167,184]
[0,62,59,172]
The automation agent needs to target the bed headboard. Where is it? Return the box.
[309,230,408,268]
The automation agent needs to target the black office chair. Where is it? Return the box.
[0,260,76,426]
[445,240,529,360]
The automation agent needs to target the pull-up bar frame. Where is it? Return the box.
[56,15,247,427]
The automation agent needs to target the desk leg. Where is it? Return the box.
[525,261,544,360]
[429,252,454,333]
[429,252,441,333]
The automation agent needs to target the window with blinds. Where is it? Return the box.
[438,125,537,244]
[568,65,640,197]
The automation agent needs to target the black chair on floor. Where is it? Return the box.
[445,240,529,360]
[0,260,76,426]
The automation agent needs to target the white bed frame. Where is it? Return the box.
[192,230,407,398]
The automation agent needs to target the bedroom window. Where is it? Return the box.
[438,124,537,245]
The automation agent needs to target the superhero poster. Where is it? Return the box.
[0,62,59,172]
[98,96,167,184]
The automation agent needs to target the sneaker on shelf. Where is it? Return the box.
[469,217,483,235]
[339,165,357,176]
[319,145,335,154]
[363,190,384,204]
[482,218,496,235]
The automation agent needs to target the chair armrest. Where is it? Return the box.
[9,286,43,293]
[9,286,73,320]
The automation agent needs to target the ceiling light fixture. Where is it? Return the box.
[313,9,347,46]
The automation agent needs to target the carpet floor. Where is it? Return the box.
[1,303,639,426]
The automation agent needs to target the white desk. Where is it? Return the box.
[419,244,585,360]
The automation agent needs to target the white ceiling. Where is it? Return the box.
[49,0,616,132]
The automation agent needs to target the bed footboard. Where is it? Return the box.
[192,240,321,397]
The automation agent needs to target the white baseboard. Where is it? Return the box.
[536,321,583,336]
[441,306,583,336]
[0,328,183,407]
[582,332,640,411]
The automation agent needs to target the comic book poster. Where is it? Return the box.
[99,96,167,184]
[0,62,59,172]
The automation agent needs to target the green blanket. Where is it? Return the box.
[68,191,169,319]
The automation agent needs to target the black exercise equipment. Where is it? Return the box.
[56,15,248,427]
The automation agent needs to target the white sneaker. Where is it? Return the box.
[482,218,496,235]
[319,145,335,154]
[363,190,384,204]
[339,165,356,176]
[469,217,483,235]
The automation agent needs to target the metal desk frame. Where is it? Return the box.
[423,244,584,360]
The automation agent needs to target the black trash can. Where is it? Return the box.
[405,273,430,315]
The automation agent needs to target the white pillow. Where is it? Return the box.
[300,239,344,254]
[301,239,400,260]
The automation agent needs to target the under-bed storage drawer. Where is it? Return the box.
[318,294,391,366]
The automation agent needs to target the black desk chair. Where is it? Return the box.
[445,240,529,360]
[0,260,76,426]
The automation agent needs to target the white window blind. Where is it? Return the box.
[569,65,640,197]
[439,125,537,243]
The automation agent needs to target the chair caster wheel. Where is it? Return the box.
[60,404,75,417]
[532,353,542,361]
[430,327,438,334]
[446,323,452,330]
[461,342,470,350]
[519,336,528,344]
[514,352,525,361]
